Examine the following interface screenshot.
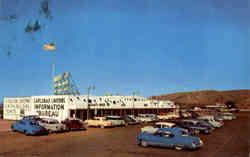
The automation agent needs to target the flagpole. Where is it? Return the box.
[52,51,56,94]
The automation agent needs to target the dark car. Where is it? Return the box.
[175,119,213,135]
[61,119,86,131]
[122,115,139,125]
[11,119,48,136]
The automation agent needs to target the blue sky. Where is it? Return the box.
[0,0,249,102]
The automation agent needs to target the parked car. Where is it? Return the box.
[105,116,126,127]
[220,113,237,120]
[157,112,179,120]
[11,119,48,136]
[85,117,113,128]
[141,122,179,134]
[136,114,158,123]
[122,115,139,125]
[137,128,203,150]
[22,115,41,121]
[197,116,224,128]
[61,118,86,131]
[175,119,213,135]
[38,118,68,133]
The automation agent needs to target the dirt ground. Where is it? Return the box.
[0,112,249,157]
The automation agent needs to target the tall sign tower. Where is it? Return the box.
[53,72,80,95]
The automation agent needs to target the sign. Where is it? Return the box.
[34,97,66,118]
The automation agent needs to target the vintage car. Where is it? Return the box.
[61,118,86,131]
[22,115,41,121]
[137,128,203,150]
[197,116,224,128]
[122,115,139,125]
[141,122,178,133]
[38,118,68,133]
[85,117,113,128]
[217,113,237,120]
[157,112,180,120]
[175,119,213,135]
[136,114,158,123]
[11,119,48,136]
[105,116,126,127]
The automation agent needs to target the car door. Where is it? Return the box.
[18,120,26,132]
[149,131,174,148]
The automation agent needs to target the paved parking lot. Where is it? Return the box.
[0,112,249,157]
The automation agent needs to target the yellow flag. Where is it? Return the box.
[43,43,56,51]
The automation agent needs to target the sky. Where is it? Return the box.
[0,0,249,102]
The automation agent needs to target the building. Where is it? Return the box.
[3,95,175,122]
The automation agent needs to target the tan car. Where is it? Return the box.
[85,117,113,128]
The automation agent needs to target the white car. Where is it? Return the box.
[136,114,158,123]
[105,116,126,127]
[141,122,177,133]
[197,116,224,128]
[85,117,113,128]
[38,118,68,133]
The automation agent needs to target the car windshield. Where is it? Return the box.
[49,120,59,124]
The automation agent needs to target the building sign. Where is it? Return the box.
[34,97,66,118]
[53,72,80,95]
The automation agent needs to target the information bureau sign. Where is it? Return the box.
[34,98,66,118]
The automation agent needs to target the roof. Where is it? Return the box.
[155,122,176,127]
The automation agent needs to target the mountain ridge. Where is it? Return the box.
[150,89,250,108]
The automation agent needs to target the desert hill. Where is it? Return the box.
[150,90,250,108]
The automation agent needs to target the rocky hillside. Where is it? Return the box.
[150,90,250,108]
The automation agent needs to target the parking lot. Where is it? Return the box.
[0,112,249,157]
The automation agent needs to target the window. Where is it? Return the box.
[19,120,25,125]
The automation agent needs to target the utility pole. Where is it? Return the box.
[87,85,95,120]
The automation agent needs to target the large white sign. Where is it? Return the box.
[33,97,66,118]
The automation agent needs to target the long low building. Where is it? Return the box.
[3,95,176,121]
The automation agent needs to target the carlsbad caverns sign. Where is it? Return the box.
[34,97,66,118]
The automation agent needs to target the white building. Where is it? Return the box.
[3,95,175,122]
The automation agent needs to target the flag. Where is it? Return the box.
[43,43,56,51]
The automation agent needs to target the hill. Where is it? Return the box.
[150,90,250,108]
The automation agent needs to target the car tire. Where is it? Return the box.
[175,146,183,150]
[141,141,148,147]
[24,130,29,136]
[11,125,16,132]
[137,140,141,146]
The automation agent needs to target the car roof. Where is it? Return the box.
[106,116,121,118]
[155,122,176,126]
[157,127,185,134]
[41,118,58,121]
[20,119,37,122]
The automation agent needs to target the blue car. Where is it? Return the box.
[137,128,203,150]
[11,119,49,136]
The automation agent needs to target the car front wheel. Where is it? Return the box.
[141,141,148,147]
[11,125,16,132]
